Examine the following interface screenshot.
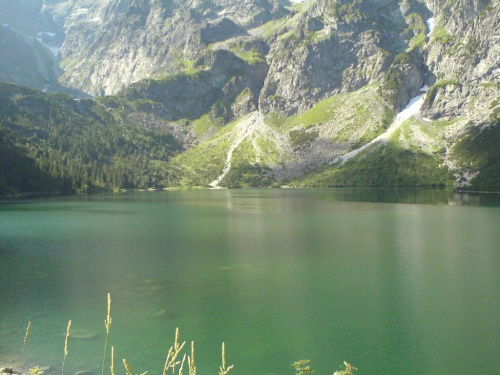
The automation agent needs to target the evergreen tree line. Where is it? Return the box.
[0,83,181,195]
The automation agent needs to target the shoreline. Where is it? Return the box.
[1,186,500,202]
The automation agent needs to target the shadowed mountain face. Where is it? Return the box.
[0,26,57,90]
[0,0,499,193]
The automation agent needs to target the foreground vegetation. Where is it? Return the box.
[13,294,356,375]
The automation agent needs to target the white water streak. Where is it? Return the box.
[209,112,291,188]
[209,113,260,188]
[36,38,60,57]
[426,17,436,37]
[38,32,57,37]
[338,86,429,165]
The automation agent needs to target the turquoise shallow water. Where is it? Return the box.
[1,189,500,375]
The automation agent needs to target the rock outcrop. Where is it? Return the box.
[421,0,499,119]
[43,0,287,96]
[259,0,432,115]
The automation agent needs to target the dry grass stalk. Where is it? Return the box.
[110,346,115,375]
[22,321,31,358]
[218,342,233,375]
[333,362,357,375]
[122,359,133,375]
[163,347,174,375]
[102,293,113,375]
[178,354,187,375]
[187,341,196,375]
[105,293,112,333]
[162,328,186,375]
[62,320,72,375]
[123,359,147,375]
[344,362,357,373]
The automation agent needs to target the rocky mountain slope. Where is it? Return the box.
[0,0,499,194]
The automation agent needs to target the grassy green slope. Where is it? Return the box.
[167,118,241,187]
[165,85,456,190]
[268,86,394,151]
[220,138,276,188]
[168,107,295,188]
[289,92,500,191]
[293,142,452,188]
[292,116,455,188]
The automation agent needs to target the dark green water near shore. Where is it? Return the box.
[1,189,500,375]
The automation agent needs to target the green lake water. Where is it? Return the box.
[1,189,500,375]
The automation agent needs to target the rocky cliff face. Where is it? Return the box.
[5,0,497,120]
[422,0,499,120]
[41,0,434,108]
[259,0,432,114]
[120,48,269,122]
[45,0,288,96]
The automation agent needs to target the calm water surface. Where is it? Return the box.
[1,189,500,375]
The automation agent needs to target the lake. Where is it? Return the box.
[1,189,500,375]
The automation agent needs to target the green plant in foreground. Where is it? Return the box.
[333,362,357,375]
[28,366,44,375]
[292,359,314,375]
[292,359,357,375]
[17,294,354,375]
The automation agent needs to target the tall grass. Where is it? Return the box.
[188,341,196,375]
[334,362,357,375]
[110,346,115,375]
[122,359,133,375]
[218,342,233,375]
[22,321,31,360]
[61,320,71,375]
[122,358,147,375]
[102,293,112,375]
[15,293,355,375]
[293,360,357,375]
[162,327,186,375]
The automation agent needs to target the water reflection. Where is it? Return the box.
[157,188,500,210]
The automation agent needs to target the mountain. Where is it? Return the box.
[0,0,499,194]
